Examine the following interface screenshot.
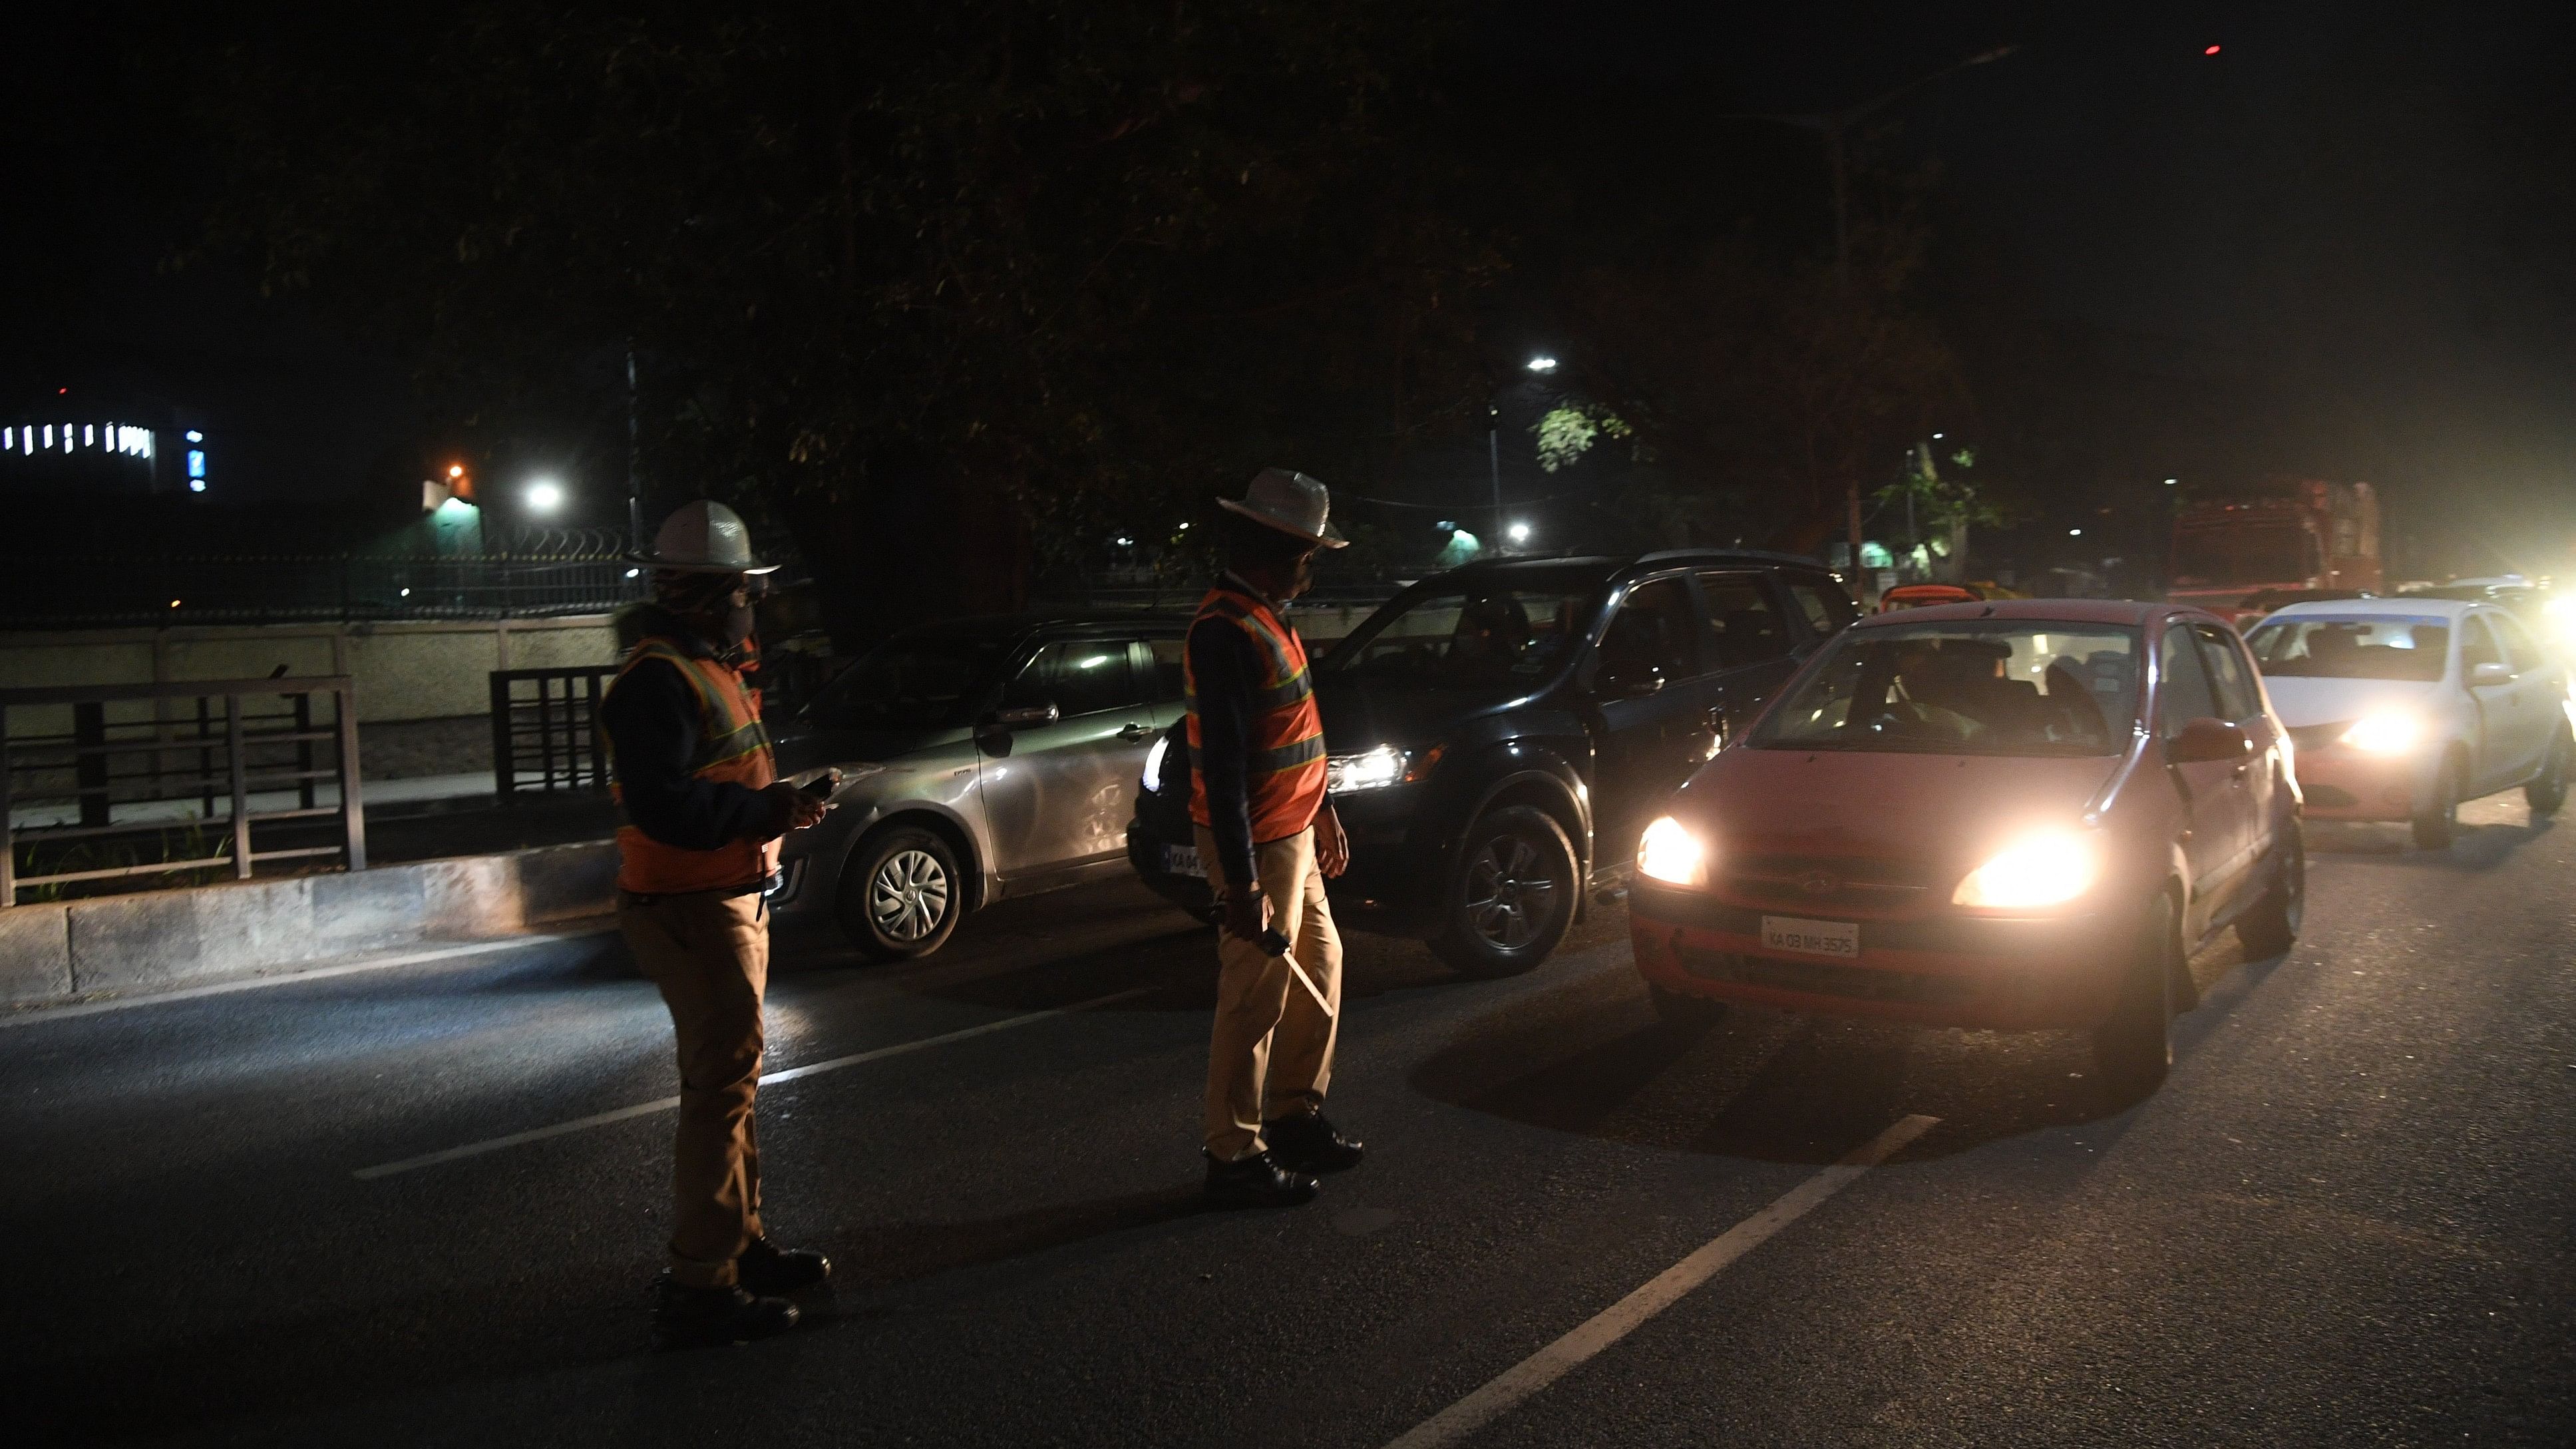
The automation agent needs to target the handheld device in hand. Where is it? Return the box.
[802,773,836,798]
[1257,928,1294,956]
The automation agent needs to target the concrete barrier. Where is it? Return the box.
[0,841,618,1008]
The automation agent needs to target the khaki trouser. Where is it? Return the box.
[1198,825,1344,1161]
[620,889,769,1289]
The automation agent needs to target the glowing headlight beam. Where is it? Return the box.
[2339,712,2422,755]
[1952,831,2099,909]
[1637,815,1708,888]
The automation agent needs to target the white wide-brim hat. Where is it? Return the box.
[636,499,780,574]
[1216,467,1350,548]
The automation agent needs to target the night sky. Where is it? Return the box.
[5,3,2572,572]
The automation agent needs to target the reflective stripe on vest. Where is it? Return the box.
[604,638,780,894]
[1183,585,1328,843]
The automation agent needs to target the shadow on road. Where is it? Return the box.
[2307,805,2553,873]
[1407,939,2263,1163]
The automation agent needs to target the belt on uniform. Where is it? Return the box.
[619,870,783,908]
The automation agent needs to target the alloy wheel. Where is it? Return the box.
[1463,835,1557,948]
[870,848,951,941]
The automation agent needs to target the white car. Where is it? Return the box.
[2243,598,2573,847]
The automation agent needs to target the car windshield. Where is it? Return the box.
[1324,583,1600,690]
[2243,616,2449,682]
[1751,622,2140,756]
[2173,525,2305,588]
[804,628,1012,730]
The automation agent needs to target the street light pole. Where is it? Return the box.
[625,345,644,552]
[1726,45,2020,578]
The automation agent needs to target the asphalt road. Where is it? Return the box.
[7,793,2575,1447]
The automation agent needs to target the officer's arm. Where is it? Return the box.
[1187,618,1263,890]
[601,659,791,849]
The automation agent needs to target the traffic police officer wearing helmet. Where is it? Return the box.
[1189,469,1366,1207]
[602,501,835,1348]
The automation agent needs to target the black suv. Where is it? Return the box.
[1125,550,1860,974]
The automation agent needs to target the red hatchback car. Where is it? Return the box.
[1628,600,2302,1087]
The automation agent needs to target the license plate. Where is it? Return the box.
[1761,914,1859,958]
[1164,844,1206,879]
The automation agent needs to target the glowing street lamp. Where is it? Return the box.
[526,479,565,513]
[1508,520,1532,544]
[1526,355,1558,374]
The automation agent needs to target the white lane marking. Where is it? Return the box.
[353,984,1155,1179]
[1383,1112,1942,1449]
[0,927,617,1029]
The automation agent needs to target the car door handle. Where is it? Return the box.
[1117,722,1154,741]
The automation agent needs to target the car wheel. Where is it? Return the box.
[2525,725,2571,815]
[2235,818,2304,959]
[2412,755,2462,849]
[838,826,964,962]
[1430,805,1578,978]
[1648,984,1728,1038]
[2092,890,2179,1094]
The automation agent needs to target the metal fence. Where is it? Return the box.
[490,666,619,799]
[0,553,645,628]
[2,676,365,906]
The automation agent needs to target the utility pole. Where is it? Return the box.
[625,345,644,552]
[1488,416,1504,556]
[1727,46,2019,581]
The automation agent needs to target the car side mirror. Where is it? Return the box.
[2167,716,2251,764]
[1597,663,1666,700]
[992,702,1061,727]
[2470,661,2513,686]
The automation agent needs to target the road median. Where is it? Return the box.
[0,841,618,1009]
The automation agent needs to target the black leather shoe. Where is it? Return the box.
[737,1236,832,1295]
[1204,1149,1320,1209]
[1264,1112,1365,1175]
[651,1275,799,1350]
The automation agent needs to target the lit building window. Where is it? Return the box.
[187,449,206,480]
[83,424,94,447]
[43,425,54,448]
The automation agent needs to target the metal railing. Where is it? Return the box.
[0,553,645,628]
[491,666,620,800]
[2,677,365,906]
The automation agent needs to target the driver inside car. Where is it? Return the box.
[1446,594,1533,676]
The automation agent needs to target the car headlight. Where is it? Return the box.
[1326,743,1441,794]
[1637,814,1709,888]
[1141,734,1169,793]
[1952,831,2099,910]
[2339,711,2422,755]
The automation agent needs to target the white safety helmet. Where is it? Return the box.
[638,500,778,574]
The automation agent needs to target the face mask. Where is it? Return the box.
[722,602,757,647]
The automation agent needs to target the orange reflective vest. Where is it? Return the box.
[1185,583,1328,843]
[604,637,780,895]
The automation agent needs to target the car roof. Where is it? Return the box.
[903,609,1193,641]
[2263,596,2479,620]
[1850,598,2179,628]
[1431,548,1840,588]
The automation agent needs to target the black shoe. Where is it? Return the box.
[737,1236,832,1295]
[1264,1112,1365,1175]
[651,1275,799,1350]
[1204,1149,1320,1209]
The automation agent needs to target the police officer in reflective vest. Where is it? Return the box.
[602,501,834,1348]
[1189,470,1366,1207]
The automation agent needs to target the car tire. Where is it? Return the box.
[2412,755,2462,850]
[2235,818,2304,960]
[838,826,964,962]
[2092,890,2179,1094]
[1430,806,1578,978]
[1648,984,1728,1037]
[2525,725,2571,815]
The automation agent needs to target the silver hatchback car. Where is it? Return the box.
[767,612,1191,958]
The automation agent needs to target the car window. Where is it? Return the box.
[1695,571,1790,669]
[1601,577,1698,681]
[1324,584,1599,694]
[1748,621,2137,757]
[2157,624,2221,738]
[1003,639,1143,718]
[1145,637,1187,700]
[2243,615,2450,682]
[2192,623,2259,721]
[2462,616,2503,673]
[1783,576,1860,637]
[807,630,1012,730]
[2489,612,2545,673]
